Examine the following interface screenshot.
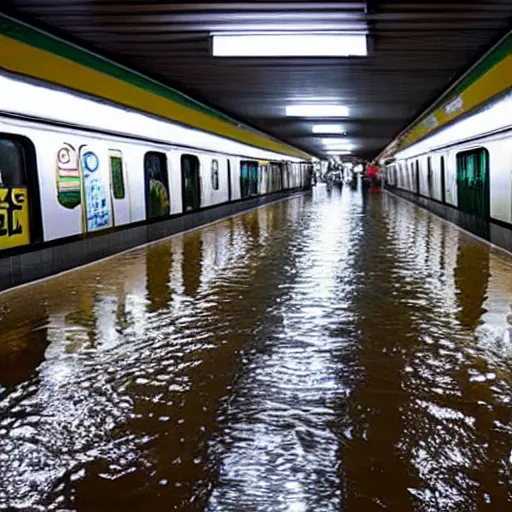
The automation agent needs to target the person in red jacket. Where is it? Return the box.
[367,165,379,181]
[365,164,382,191]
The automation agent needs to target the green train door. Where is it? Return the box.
[249,162,259,195]
[456,148,489,218]
[181,154,201,212]
[240,161,251,198]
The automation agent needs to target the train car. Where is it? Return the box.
[0,71,312,289]
[382,91,512,225]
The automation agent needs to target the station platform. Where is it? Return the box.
[1,185,511,510]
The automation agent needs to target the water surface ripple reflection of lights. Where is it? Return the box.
[0,187,511,510]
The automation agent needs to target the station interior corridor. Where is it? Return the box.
[1,185,511,510]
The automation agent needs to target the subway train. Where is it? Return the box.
[382,90,512,226]
[0,72,312,257]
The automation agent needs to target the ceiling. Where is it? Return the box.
[2,1,512,160]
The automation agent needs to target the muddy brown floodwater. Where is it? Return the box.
[0,185,511,511]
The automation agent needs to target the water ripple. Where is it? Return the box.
[0,185,511,510]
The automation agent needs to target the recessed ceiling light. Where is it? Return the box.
[322,143,353,151]
[326,150,352,155]
[321,138,351,145]
[286,105,349,117]
[312,124,344,134]
[211,33,367,57]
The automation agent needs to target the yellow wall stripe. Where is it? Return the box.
[401,55,511,149]
[0,35,311,160]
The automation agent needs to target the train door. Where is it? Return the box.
[415,160,420,194]
[440,155,446,203]
[108,149,130,225]
[144,151,170,219]
[261,163,269,194]
[227,159,232,202]
[79,145,113,232]
[240,161,250,198]
[427,157,433,197]
[181,154,201,212]
[456,148,489,218]
[242,161,259,196]
[0,135,41,250]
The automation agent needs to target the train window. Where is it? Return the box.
[0,140,25,187]
[240,160,259,198]
[227,159,232,201]
[211,159,219,191]
[109,150,125,199]
[240,161,250,198]
[283,164,289,189]
[0,135,41,250]
[144,151,170,219]
[427,157,433,197]
[249,162,259,195]
[415,160,420,194]
[440,156,446,203]
[181,154,201,211]
[261,164,269,191]
[272,163,282,191]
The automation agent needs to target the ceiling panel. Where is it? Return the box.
[2,1,511,159]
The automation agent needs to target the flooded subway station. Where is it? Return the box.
[0,186,512,511]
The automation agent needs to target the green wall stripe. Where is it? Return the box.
[413,32,511,128]
[0,14,300,154]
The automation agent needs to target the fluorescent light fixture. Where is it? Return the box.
[322,142,354,151]
[212,32,367,57]
[312,124,344,134]
[326,150,352,155]
[321,138,350,145]
[286,105,349,117]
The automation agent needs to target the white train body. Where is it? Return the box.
[383,91,512,225]
[0,72,311,253]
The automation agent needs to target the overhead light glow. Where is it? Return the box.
[312,124,344,134]
[326,150,352,155]
[0,74,306,165]
[286,105,349,117]
[322,143,354,151]
[321,138,351,145]
[286,105,348,117]
[212,32,367,57]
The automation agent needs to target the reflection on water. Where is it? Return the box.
[182,233,203,299]
[0,186,511,510]
[146,243,173,312]
[454,239,491,330]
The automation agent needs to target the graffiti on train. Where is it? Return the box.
[56,143,81,209]
[0,187,30,249]
[56,143,113,232]
[81,148,112,231]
